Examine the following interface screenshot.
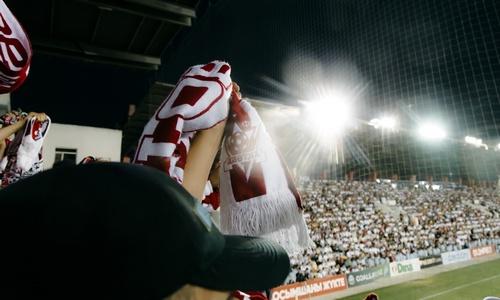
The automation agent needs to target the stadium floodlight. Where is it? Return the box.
[496,143,500,151]
[302,93,352,137]
[368,118,380,128]
[417,122,446,141]
[380,116,397,130]
[369,116,397,130]
[465,136,482,147]
[465,136,489,150]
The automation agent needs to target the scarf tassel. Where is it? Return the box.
[220,188,311,254]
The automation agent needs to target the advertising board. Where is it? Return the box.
[389,258,421,277]
[347,264,390,287]
[270,274,347,300]
[419,255,443,269]
[441,249,471,265]
[471,245,496,259]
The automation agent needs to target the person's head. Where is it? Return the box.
[0,163,290,300]
[78,155,96,165]
[364,292,379,300]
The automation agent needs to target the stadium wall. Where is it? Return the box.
[271,245,499,300]
[270,274,348,300]
[42,123,122,167]
[0,94,10,115]
[441,249,471,265]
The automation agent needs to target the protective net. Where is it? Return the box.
[254,0,500,185]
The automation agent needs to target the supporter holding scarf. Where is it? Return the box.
[134,61,311,299]
[135,61,310,253]
[0,110,50,188]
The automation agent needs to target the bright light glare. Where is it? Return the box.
[496,143,500,151]
[465,136,488,150]
[465,136,482,147]
[369,116,397,130]
[380,117,397,130]
[303,96,351,136]
[418,122,446,141]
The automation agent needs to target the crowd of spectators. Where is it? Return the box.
[287,179,500,283]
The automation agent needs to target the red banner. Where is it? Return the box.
[270,274,347,300]
[471,245,496,259]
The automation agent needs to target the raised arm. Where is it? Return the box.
[0,119,26,141]
[182,120,226,200]
[0,139,6,160]
[0,112,48,141]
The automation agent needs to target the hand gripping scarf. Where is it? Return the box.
[219,91,311,254]
[1,116,50,188]
[0,0,32,94]
[134,60,232,183]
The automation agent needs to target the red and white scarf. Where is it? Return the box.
[231,290,267,300]
[219,92,311,254]
[134,60,310,255]
[1,116,50,188]
[0,0,32,93]
[134,61,232,183]
[202,180,220,210]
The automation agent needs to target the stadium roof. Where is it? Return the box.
[8,0,500,144]
[7,0,198,70]
[8,0,199,131]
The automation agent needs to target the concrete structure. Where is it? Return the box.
[0,94,10,115]
[42,123,122,168]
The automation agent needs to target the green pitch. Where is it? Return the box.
[339,258,500,300]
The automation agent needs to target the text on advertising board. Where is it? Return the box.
[471,245,496,258]
[347,264,390,287]
[271,274,347,300]
[389,258,421,277]
[441,249,471,265]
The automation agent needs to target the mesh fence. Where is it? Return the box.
[254,0,500,185]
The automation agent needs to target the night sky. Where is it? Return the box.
[12,0,500,140]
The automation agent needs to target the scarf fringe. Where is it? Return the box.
[220,189,312,254]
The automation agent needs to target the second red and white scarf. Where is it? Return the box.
[219,93,311,254]
[0,0,32,93]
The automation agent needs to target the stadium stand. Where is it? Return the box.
[287,179,500,283]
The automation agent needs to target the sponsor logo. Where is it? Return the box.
[348,274,355,286]
[391,262,413,274]
[389,259,421,277]
[271,274,347,300]
[471,245,496,258]
[398,263,413,272]
[441,249,471,265]
[420,256,443,269]
[348,264,391,287]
